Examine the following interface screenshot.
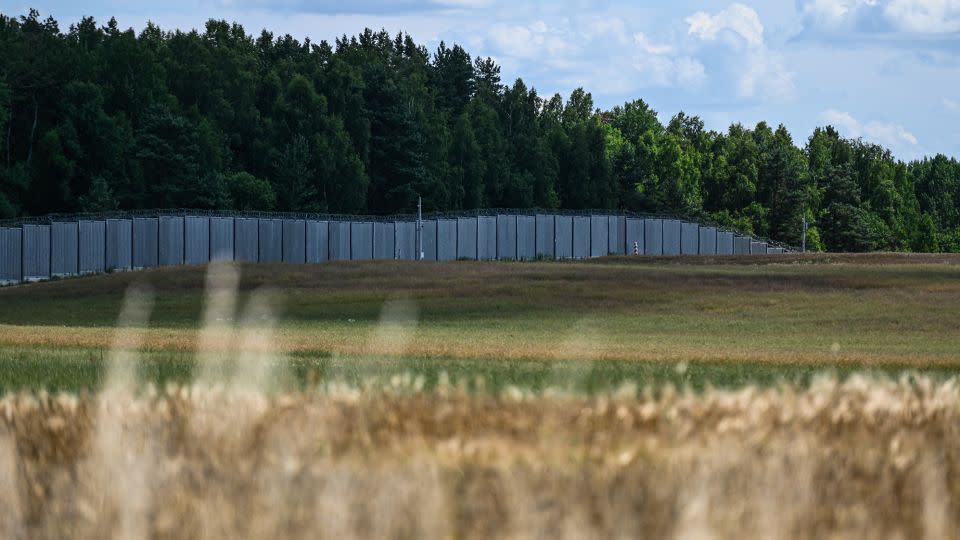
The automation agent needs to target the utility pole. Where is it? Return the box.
[801,215,808,253]
[417,195,423,260]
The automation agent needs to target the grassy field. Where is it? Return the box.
[2,254,960,538]
[1,254,959,392]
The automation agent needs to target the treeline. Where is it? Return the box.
[1,10,959,251]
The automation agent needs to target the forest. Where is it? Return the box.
[1,10,958,251]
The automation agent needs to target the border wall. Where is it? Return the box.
[0,209,792,285]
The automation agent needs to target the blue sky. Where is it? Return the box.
[4,0,959,161]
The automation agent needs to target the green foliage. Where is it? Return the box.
[804,226,825,252]
[228,171,275,211]
[0,79,9,128]
[941,228,960,253]
[913,214,940,253]
[273,134,317,211]
[78,175,118,212]
[0,191,15,219]
[448,113,484,209]
[0,10,958,253]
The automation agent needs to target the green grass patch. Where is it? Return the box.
[1,259,959,393]
[2,347,958,396]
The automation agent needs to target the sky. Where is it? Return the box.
[4,0,959,161]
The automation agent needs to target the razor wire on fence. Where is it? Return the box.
[0,208,794,285]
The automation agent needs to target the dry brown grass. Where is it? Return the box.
[2,377,959,539]
[1,323,957,366]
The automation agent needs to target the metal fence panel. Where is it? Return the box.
[437,219,457,261]
[51,222,79,276]
[554,216,573,259]
[257,219,282,263]
[457,217,478,260]
[78,220,105,274]
[662,220,681,256]
[475,217,495,260]
[590,215,609,257]
[210,217,234,262]
[698,227,717,255]
[681,222,699,255]
[184,216,210,265]
[0,212,788,276]
[496,215,516,260]
[351,222,374,261]
[158,216,184,266]
[282,219,306,264]
[733,236,751,255]
[22,224,50,280]
[132,218,158,269]
[106,219,132,270]
[644,219,663,255]
[306,221,329,263]
[717,231,734,255]
[0,228,22,284]
[607,216,626,255]
[373,222,396,260]
[516,215,536,260]
[572,216,590,258]
[395,221,416,260]
[534,215,554,259]
[234,218,259,262]
[328,221,351,261]
[625,218,644,255]
[420,220,437,261]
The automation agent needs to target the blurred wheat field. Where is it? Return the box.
[1,376,959,539]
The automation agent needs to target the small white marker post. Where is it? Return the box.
[633,241,639,255]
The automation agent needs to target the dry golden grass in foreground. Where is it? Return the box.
[2,376,958,539]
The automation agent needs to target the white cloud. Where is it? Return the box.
[739,50,794,98]
[798,0,960,33]
[801,0,855,23]
[633,32,674,55]
[433,0,494,7]
[884,0,960,32]
[686,3,765,47]
[488,20,566,59]
[944,98,960,113]
[821,109,919,146]
[633,54,706,87]
[799,0,880,26]
[867,123,919,145]
[629,32,704,87]
[822,109,863,134]
[685,4,793,99]
[585,18,630,45]
[675,57,708,85]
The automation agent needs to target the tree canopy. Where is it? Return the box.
[1,10,959,251]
